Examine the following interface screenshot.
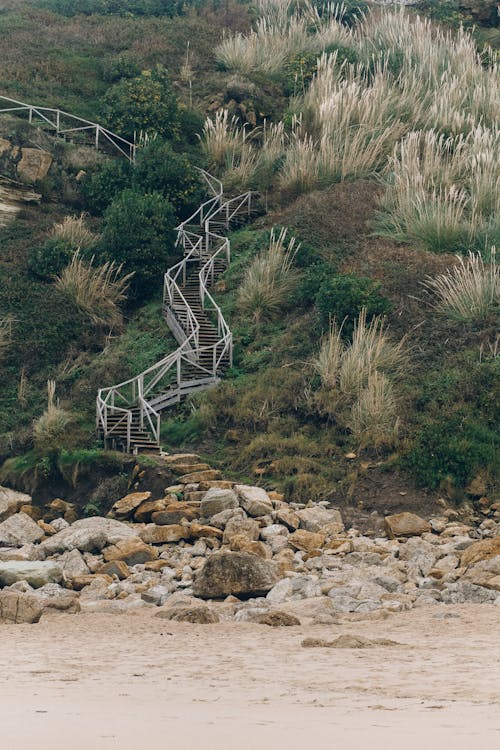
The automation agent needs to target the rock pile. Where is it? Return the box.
[0,455,499,624]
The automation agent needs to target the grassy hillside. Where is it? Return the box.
[0,0,498,512]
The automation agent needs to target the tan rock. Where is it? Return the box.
[0,486,31,522]
[37,520,57,536]
[223,516,260,547]
[198,481,234,491]
[177,470,222,483]
[240,540,272,559]
[144,560,172,572]
[324,539,353,554]
[193,551,280,599]
[481,575,500,592]
[184,491,207,503]
[461,538,500,567]
[139,524,190,544]
[103,537,158,565]
[17,148,52,183]
[385,512,431,538]
[0,137,11,156]
[268,491,285,503]
[0,590,44,624]
[275,507,300,531]
[21,504,41,521]
[189,523,223,540]
[171,463,212,475]
[288,529,325,553]
[134,498,168,522]
[162,453,201,465]
[97,560,130,580]
[253,611,301,627]
[111,491,151,519]
[70,574,113,590]
[152,502,200,525]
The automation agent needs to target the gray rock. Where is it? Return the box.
[39,517,136,555]
[0,487,31,522]
[209,507,245,529]
[441,581,497,604]
[0,512,44,547]
[234,485,274,517]
[141,585,172,606]
[0,590,44,623]
[223,516,260,546]
[193,551,280,599]
[200,488,239,518]
[58,549,90,582]
[0,561,63,588]
[296,506,343,533]
[266,575,321,604]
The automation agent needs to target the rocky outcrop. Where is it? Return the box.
[16,148,52,183]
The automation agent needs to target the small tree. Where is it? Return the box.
[99,189,177,302]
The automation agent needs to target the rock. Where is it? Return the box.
[17,148,53,183]
[253,611,301,626]
[385,512,431,538]
[296,506,344,533]
[140,524,191,544]
[171,463,212,475]
[237,540,271,558]
[0,487,31,522]
[103,537,158,565]
[162,453,201,465]
[0,512,44,546]
[58,549,90,581]
[274,507,300,531]
[0,137,11,156]
[193,551,279,599]
[198,480,234,491]
[200,488,239,517]
[51,518,69,532]
[37,584,81,613]
[21,504,41,521]
[111,491,151,519]
[288,529,325,553]
[0,561,63,588]
[168,606,220,624]
[461,538,500,567]
[40,517,136,555]
[70,574,113,591]
[223,516,260,546]
[301,635,400,649]
[38,520,56,536]
[134,499,168,523]
[178,470,222,484]
[97,560,130,580]
[189,523,223,540]
[267,576,321,603]
[235,485,273,517]
[0,590,44,623]
[152,503,200,525]
[209,508,246,529]
[141,585,172,606]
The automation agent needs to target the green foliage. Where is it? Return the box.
[133,140,204,219]
[102,56,142,83]
[315,274,391,333]
[405,416,498,489]
[28,238,75,280]
[80,159,133,215]
[35,0,207,18]
[283,44,358,96]
[98,189,177,302]
[101,66,180,141]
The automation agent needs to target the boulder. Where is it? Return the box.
[0,512,44,547]
[385,512,431,538]
[0,590,44,623]
[103,537,158,566]
[223,516,260,546]
[58,549,90,581]
[39,517,137,555]
[200,488,239,517]
[97,560,130,580]
[178,470,222,484]
[253,611,301,627]
[168,606,220,624]
[134,499,168,523]
[193,551,280,599]
[288,529,325,553]
[140,524,191,544]
[152,503,200,525]
[189,523,223,540]
[0,561,63,588]
[0,487,32,522]
[235,485,273,517]
[111,491,151,519]
[17,148,52,183]
[209,508,246,529]
[274,507,300,531]
[461,538,500,567]
[296,506,344,533]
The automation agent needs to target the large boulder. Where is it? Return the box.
[17,148,52,183]
[0,590,44,623]
[200,488,239,517]
[461,538,500,567]
[193,551,280,599]
[110,491,151,519]
[234,485,273,517]
[385,512,431,538]
[0,487,32,522]
[0,561,63,588]
[223,516,260,547]
[288,529,325,553]
[139,524,191,544]
[297,506,343,533]
[103,537,158,565]
[152,502,200,525]
[39,517,137,555]
[0,512,44,547]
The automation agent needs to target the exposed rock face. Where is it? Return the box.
[385,512,431,538]
[193,551,280,599]
[0,561,63,588]
[288,529,325,553]
[0,512,44,547]
[0,487,32,522]
[0,590,44,623]
[16,148,52,183]
[235,485,274,517]
[103,537,158,565]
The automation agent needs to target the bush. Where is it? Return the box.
[99,189,177,302]
[406,416,499,490]
[28,238,75,280]
[315,273,391,333]
[80,158,133,215]
[133,140,204,220]
[101,66,180,142]
[283,44,358,96]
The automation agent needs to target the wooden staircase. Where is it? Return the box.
[96,171,252,453]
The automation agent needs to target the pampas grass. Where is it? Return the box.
[237,227,300,321]
[55,251,133,330]
[351,371,399,448]
[50,213,99,249]
[33,380,72,452]
[422,250,499,322]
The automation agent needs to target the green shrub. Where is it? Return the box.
[99,189,177,302]
[405,416,499,490]
[101,66,180,142]
[315,273,391,333]
[80,158,133,215]
[28,238,75,280]
[283,44,358,96]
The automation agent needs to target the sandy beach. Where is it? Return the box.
[1,604,499,749]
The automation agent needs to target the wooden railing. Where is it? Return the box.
[0,95,136,162]
[96,170,252,452]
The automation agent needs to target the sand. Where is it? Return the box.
[1,604,499,749]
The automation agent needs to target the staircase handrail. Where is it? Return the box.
[0,94,136,162]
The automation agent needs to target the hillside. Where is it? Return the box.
[0,0,498,523]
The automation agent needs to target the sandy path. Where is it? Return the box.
[1,604,499,749]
